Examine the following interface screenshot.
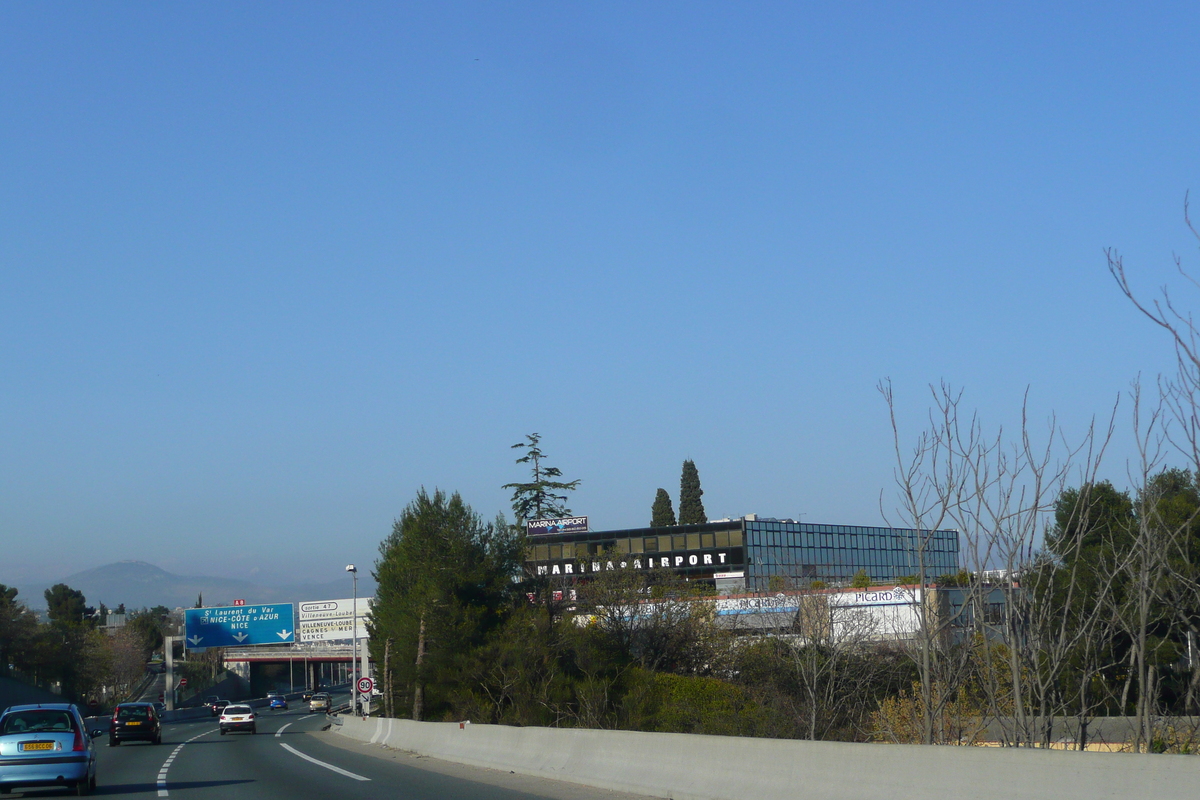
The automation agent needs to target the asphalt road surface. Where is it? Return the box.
[2,691,653,800]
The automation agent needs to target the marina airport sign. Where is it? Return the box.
[526,516,589,536]
[184,604,295,649]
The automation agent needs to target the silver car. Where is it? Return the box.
[0,703,100,796]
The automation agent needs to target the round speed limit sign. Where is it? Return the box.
[357,677,374,695]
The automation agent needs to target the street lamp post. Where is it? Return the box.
[346,565,357,713]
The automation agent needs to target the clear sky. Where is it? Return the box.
[3,3,1199,587]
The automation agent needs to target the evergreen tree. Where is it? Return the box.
[678,460,707,524]
[502,433,581,522]
[651,488,677,527]
[370,489,521,721]
[0,585,39,677]
[41,584,103,700]
[44,584,88,625]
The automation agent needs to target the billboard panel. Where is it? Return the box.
[526,516,589,536]
[297,598,372,642]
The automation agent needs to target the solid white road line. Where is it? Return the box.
[275,723,293,738]
[279,742,371,781]
[300,714,317,721]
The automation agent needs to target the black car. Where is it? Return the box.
[110,703,161,746]
[207,698,229,717]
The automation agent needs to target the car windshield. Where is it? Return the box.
[2,710,76,735]
[117,706,151,720]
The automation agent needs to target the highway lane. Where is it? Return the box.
[28,692,649,800]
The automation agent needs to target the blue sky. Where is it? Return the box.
[3,3,1199,587]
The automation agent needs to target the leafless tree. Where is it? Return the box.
[103,627,146,699]
[880,379,1109,745]
[879,379,983,743]
[1109,204,1200,740]
[576,558,723,676]
[786,590,896,740]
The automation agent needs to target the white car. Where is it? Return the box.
[218,705,255,735]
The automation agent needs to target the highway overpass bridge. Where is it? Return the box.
[221,643,372,697]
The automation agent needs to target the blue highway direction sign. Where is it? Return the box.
[184,604,295,650]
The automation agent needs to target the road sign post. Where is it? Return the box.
[358,676,373,717]
[164,636,177,712]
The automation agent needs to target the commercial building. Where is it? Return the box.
[710,583,1011,644]
[525,515,959,593]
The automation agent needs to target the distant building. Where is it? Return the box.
[525,515,960,593]
[101,612,126,634]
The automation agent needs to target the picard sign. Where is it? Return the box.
[526,516,588,536]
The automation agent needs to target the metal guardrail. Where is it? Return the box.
[126,671,158,703]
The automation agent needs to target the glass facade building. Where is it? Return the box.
[525,516,960,592]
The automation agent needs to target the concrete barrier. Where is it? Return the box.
[335,717,1200,800]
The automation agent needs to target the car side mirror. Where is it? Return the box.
[89,730,104,738]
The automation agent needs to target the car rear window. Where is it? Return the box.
[117,706,150,720]
[2,710,77,735]
[225,706,251,714]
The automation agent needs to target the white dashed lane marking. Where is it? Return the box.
[157,728,214,797]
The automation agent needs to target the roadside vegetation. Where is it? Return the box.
[365,219,1200,751]
[0,585,175,708]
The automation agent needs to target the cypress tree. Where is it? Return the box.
[650,488,677,527]
[678,460,707,524]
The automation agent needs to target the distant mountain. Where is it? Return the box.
[14,561,376,611]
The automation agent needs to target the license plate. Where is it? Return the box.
[126,721,142,726]
[21,742,54,751]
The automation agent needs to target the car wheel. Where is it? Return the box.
[76,777,91,796]
[109,737,119,747]
[250,727,256,735]
[219,729,226,735]
[90,773,97,792]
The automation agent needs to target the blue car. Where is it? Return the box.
[268,694,288,710]
[0,703,100,796]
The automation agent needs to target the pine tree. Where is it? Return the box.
[678,460,707,524]
[370,489,521,720]
[651,488,677,527]
[502,433,581,522]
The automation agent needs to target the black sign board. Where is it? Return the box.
[526,516,589,536]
